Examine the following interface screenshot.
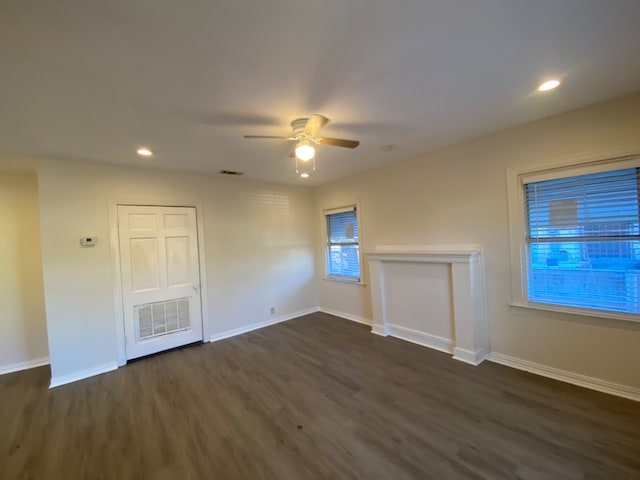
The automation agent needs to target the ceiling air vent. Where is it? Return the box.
[218,169,244,176]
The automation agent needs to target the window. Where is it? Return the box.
[508,155,640,318]
[325,206,361,281]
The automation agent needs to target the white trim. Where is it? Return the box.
[387,324,453,354]
[508,150,640,181]
[322,276,366,286]
[49,362,118,389]
[319,307,372,326]
[0,357,50,376]
[509,302,640,324]
[109,199,211,367]
[210,307,319,343]
[324,205,356,216]
[487,352,640,403]
[366,245,488,365]
[109,201,126,366]
[453,347,488,366]
[367,244,482,264]
[374,244,483,255]
[371,324,388,336]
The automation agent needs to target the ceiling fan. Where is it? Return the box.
[243,114,359,177]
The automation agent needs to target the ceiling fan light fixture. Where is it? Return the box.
[295,154,316,177]
[243,114,358,177]
[295,140,315,161]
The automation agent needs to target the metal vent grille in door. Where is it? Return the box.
[137,298,190,340]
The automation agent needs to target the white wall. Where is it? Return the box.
[0,172,49,372]
[37,160,317,383]
[314,92,640,389]
[383,262,453,339]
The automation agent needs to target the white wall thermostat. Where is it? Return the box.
[81,236,97,247]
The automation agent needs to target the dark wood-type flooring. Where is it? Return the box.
[1,313,639,479]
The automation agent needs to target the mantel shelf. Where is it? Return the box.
[366,245,482,264]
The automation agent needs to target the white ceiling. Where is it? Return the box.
[1,0,639,185]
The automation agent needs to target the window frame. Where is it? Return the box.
[507,152,640,323]
[323,204,363,284]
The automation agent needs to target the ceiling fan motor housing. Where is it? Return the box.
[291,118,309,138]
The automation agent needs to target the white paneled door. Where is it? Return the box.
[118,205,203,360]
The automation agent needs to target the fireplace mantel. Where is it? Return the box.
[367,244,482,263]
[366,245,488,365]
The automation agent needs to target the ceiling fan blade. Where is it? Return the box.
[317,137,360,148]
[304,114,329,136]
[243,135,293,139]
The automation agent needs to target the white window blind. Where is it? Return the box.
[525,167,640,314]
[326,207,360,280]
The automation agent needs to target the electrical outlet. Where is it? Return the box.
[270,306,276,315]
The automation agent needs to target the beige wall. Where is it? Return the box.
[37,160,317,383]
[314,92,640,389]
[0,173,48,371]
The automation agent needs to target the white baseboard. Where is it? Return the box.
[453,347,488,366]
[487,352,640,403]
[321,310,455,356]
[387,324,454,354]
[0,357,50,376]
[371,324,387,336]
[318,307,372,326]
[50,362,119,389]
[209,307,320,343]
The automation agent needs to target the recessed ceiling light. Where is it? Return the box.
[537,79,561,92]
[136,147,154,157]
[300,173,310,178]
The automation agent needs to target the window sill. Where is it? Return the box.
[323,276,366,286]
[509,301,640,323]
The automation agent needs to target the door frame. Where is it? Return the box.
[108,199,210,367]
